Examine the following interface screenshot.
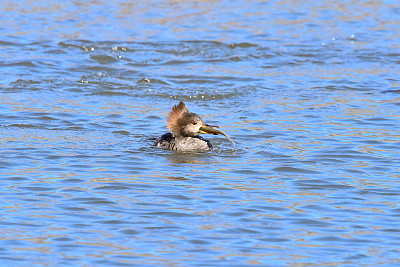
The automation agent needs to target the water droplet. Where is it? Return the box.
[138,78,150,83]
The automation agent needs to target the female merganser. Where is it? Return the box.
[154,101,220,151]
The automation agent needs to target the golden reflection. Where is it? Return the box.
[165,176,190,181]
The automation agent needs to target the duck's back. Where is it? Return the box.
[154,133,212,151]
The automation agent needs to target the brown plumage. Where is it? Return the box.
[167,101,188,135]
[154,101,214,151]
[167,102,204,137]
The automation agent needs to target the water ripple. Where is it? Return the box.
[1,0,400,266]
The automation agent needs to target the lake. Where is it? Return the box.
[1,0,400,266]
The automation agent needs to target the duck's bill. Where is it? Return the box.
[200,125,223,135]
[200,125,236,147]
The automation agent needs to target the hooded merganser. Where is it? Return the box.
[154,101,221,152]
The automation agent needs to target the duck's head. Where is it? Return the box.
[167,101,219,137]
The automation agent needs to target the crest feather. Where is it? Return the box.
[167,101,189,136]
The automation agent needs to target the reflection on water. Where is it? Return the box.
[1,0,400,266]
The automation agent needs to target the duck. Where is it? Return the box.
[154,101,220,151]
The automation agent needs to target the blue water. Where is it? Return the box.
[1,0,400,266]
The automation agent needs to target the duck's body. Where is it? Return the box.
[154,133,212,151]
[154,101,218,152]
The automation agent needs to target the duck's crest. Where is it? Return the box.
[167,101,189,136]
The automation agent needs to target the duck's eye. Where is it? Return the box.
[192,121,197,125]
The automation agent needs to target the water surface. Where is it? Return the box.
[1,0,400,266]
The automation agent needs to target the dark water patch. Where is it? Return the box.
[3,176,31,181]
[94,220,130,225]
[0,256,28,263]
[293,179,354,191]
[120,229,139,235]
[4,61,38,68]
[112,130,131,135]
[0,40,27,46]
[90,54,119,64]
[187,239,211,245]
[313,148,381,161]
[341,168,366,174]
[52,237,74,242]
[89,91,129,96]
[160,194,193,201]
[135,78,170,85]
[0,221,38,227]
[69,198,116,205]
[272,166,320,174]
[143,211,201,218]
[359,189,400,196]
[58,40,96,51]
[260,237,291,243]
[0,161,20,167]
[383,89,400,94]
[18,186,56,192]
[10,79,41,88]
[291,218,332,227]
[62,206,88,212]
[219,227,262,235]
[230,168,265,175]
[94,185,132,191]
[44,48,67,55]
